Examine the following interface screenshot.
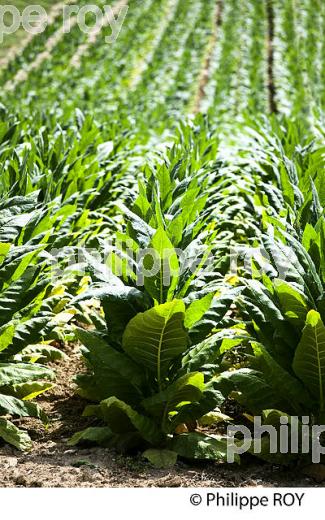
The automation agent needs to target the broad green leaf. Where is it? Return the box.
[169,382,225,429]
[0,324,15,352]
[184,293,214,329]
[143,449,177,468]
[5,316,55,357]
[16,344,67,363]
[220,331,250,353]
[69,427,113,447]
[170,432,235,462]
[143,227,179,303]
[279,163,295,208]
[302,223,319,253]
[141,372,205,432]
[0,363,54,386]
[182,330,239,372]
[1,247,43,285]
[274,279,309,328]
[248,410,300,464]
[12,381,53,400]
[76,328,144,404]
[0,418,32,451]
[244,280,284,323]
[251,342,309,414]
[189,289,240,344]
[117,203,154,248]
[77,328,143,387]
[99,397,163,445]
[199,411,232,426]
[0,394,48,423]
[293,310,325,409]
[0,243,10,263]
[0,269,38,327]
[217,368,282,414]
[75,285,148,343]
[122,300,188,385]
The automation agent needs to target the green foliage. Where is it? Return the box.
[143,449,178,469]
[1,0,325,469]
[123,300,188,386]
[75,298,232,463]
[293,311,325,409]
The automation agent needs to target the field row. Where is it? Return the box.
[1,0,325,129]
[0,1,325,470]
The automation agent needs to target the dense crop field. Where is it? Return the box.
[1,0,325,487]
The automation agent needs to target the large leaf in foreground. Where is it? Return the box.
[293,310,325,409]
[122,300,188,384]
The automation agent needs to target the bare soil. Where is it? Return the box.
[0,343,323,488]
[192,0,223,114]
[266,0,278,114]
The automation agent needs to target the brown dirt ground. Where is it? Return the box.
[0,343,323,488]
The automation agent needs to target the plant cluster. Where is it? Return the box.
[0,0,325,471]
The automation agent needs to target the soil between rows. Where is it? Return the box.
[0,343,322,488]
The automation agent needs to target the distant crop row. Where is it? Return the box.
[2,0,325,129]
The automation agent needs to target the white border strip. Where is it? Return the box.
[0,487,320,520]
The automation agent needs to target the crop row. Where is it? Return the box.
[0,0,325,466]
